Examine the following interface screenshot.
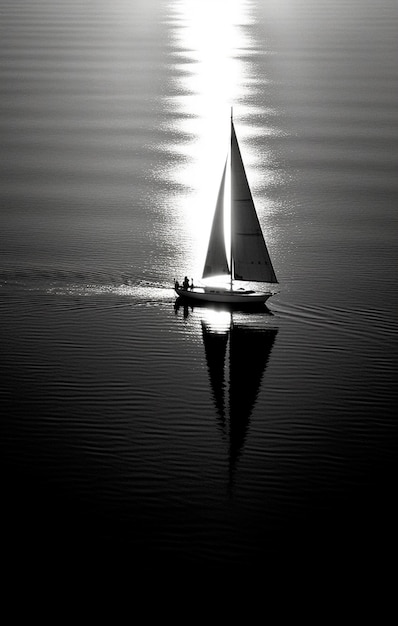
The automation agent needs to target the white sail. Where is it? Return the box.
[202,159,230,279]
[230,122,278,284]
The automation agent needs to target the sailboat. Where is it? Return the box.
[175,110,279,306]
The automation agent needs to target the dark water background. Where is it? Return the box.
[1,0,397,570]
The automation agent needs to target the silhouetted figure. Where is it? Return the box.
[190,279,194,289]
[182,276,189,290]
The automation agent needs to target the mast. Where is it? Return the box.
[230,107,233,291]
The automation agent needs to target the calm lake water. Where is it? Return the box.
[1,0,397,569]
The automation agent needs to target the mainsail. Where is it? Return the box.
[230,122,278,283]
[202,117,278,285]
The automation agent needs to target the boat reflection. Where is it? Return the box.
[175,302,278,490]
[174,296,274,318]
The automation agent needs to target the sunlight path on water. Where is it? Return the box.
[165,0,258,280]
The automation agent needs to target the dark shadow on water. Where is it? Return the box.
[175,301,278,494]
[204,321,277,493]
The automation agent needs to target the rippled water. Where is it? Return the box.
[1,0,397,569]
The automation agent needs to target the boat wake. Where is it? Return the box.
[0,268,173,306]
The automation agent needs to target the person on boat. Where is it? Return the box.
[190,279,194,289]
[182,276,189,290]
[174,279,179,290]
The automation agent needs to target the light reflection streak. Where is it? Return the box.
[165,0,282,284]
[46,283,172,302]
[200,308,232,334]
[165,0,256,278]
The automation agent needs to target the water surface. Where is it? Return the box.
[1,0,397,569]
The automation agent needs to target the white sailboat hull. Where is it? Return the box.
[175,286,273,305]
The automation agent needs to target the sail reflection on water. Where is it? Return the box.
[201,311,278,477]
